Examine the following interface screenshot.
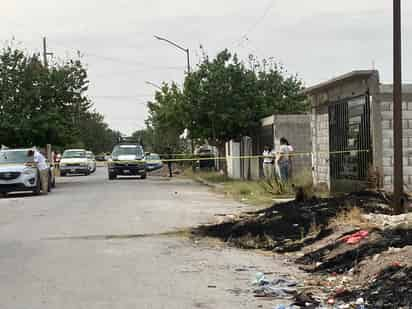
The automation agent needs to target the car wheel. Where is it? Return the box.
[141,173,147,179]
[0,192,8,198]
[48,174,52,192]
[85,170,90,176]
[33,173,41,195]
[108,173,116,180]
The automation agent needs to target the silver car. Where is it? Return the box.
[0,148,50,196]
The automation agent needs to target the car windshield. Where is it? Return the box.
[112,145,143,157]
[62,150,86,159]
[0,150,29,164]
[148,154,160,161]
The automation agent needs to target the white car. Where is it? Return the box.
[86,151,96,173]
[59,149,90,176]
[0,148,51,196]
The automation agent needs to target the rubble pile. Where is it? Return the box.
[296,228,412,274]
[194,190,412,307]
[358,265,412,308]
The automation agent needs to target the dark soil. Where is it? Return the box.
[337,265,412,308]
[361,265,412,308]
[194,191,392,251]
[296,228,412,274]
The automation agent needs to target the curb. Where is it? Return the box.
[194,177,223,189]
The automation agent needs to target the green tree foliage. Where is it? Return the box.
[0,45,119,152]
[183,50,308,149]
[145,50,308,156]
[77,111,122,154]
[131,128,155,152]
[146,83,186,153]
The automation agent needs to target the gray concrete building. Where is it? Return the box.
[260,114,312,178]
[304,70,412,192]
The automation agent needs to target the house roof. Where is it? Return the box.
[302,70,378,95]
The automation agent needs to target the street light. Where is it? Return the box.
[393,0,403,213]
[154,35,194,157]
[145,81,162,91]
[154,35,191,74]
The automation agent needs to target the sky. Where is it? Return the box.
[1,0,411,135]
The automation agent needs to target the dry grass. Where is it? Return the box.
[222,181,276,206]
[183,169,231,183]
[329,207,378,229]
[308,221,322,236]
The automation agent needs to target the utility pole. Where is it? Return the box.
[393,0,404,214]
[42,37,53,67]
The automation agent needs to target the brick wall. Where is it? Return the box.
[273,115,312,177]
[380,100,412,191]
[311,106,330,188]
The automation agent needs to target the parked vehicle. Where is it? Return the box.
[59,149,90,176]
[107,144,147,180]
[146,153,163,171]
[0,148,51,196]
[86,151,97,173]
[195,146,217,171]
[95,153,106,161]
[46,159,56,188]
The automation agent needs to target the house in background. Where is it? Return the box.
[260,114,312,178]
[304,70,412,192]
[225,114,312,180]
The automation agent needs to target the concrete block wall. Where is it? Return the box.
[226,141,241,179]
[311,107,330,188]
[379,100,412,191]
[273,115,312,177]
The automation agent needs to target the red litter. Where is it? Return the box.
[341,230,369,245]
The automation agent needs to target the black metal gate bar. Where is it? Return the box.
[328,94,372,191]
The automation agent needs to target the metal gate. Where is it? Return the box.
[328,95,372,192]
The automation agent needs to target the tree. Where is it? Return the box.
[0,46,92,148]
[146,83,186,153]
[76,111,122,154]
[131,128,155,152]
[183,50,308,154]
[0,44,120,153]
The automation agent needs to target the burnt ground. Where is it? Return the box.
[193,191,412,307]
[296,228,412,274]
[194,191,392,251]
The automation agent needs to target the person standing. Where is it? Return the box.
[262,145,275,179]
[286,141,294,179]
[277,138,290,183]
[165,147,173,178]
[27,149,49,194]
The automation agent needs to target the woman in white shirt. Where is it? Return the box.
[262,145,275,179]
[277,138,290,182]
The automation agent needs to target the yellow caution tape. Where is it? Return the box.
[97,149,370,164]
[151,149,370,163]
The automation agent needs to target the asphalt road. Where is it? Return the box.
[0,168,300,309]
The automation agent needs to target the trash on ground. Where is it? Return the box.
[253,273,298,299]
[340,230,369,245]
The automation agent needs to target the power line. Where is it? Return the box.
[48,40,185,71]
[232,0,277,48]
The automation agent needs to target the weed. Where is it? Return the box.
[329,207,376,229]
